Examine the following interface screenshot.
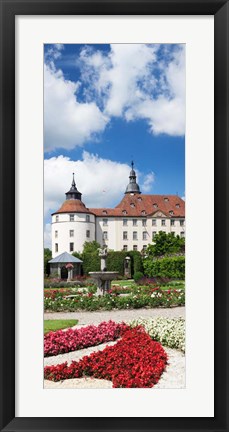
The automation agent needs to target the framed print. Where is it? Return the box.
[0,0,228,431]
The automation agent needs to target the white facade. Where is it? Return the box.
[51,169,185,257]
[52,211,185,257]
[96,216,185,254]
[52,212,96,257]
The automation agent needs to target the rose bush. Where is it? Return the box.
[44,326,167,388]
[130,317,185,352]
[44,286,185,312]
[44,320,128,357]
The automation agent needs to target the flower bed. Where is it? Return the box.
[44,326,167,388]
[44,287,185,312]
[130,317,185,352]
[44,320,128,357]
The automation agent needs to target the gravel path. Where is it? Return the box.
[44,306,185,325]
[44,343,185,389]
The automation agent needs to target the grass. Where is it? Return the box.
[112,279,135,286]
[44,319,78,334]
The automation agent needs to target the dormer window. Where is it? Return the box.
[102,210,107,215]
[153,203,158,208]
[130,203,135,208]
[141,210,146,215]
[169,210,174,215]
[122,210,127,215]
[138,197,142,202]
[164,197,169,202]
[176,203,180,208]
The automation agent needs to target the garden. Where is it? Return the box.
[44,317,185,388]
[44,279,185,312]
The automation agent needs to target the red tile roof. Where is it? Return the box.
[52,199,94,215]
[90,194,185,218]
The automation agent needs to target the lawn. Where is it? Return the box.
[44,319,78,334]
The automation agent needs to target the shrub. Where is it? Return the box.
[143,256,185,279]
[133,271,144,282]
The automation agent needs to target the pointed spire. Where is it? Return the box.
[65,173,82,201]
[72,172,76,188]
[125,161,141,194]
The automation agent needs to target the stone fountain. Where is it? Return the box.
[89,245,119,295]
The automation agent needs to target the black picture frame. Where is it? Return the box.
[0,1,228,431]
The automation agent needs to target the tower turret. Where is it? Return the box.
[125,161,141,194]
[65,173,82,200]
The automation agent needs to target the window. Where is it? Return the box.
[102,210,107,215]
[142,245,147,251]
[86,230,90,238]
[141,210,146,215]
[142,219,147,227]
[171,219,175,226]
[103,231,108,240]
[130,203,135,208]
[138,197,142,201]
[55,215,59,222]
[70,242,74,252]
[169,211,174,215]
[55,243,58,252]
[180,231,185,238]
[180,220,184,226]
[123,231,128,240]
[142,231,147,240]
[69,214,74,222]
[123,245,128,251]
[55,230,58,238]
[133,231,137,240]
[171,231,175,236]
[86,215,90,222]
[122,210,127,215]
[69,230,74,237]
[133,245,138,251]
[176,203,180,208]
[152,219,156,226]
[164,197,169,202]
[161,219,166,226]
[103,218,108,226]
[133,219,137,226]
[123,219,128,226]
[152,231,156,239]
[153,203,158,208]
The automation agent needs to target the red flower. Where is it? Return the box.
[44,326,167,388]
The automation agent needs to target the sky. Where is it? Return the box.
[44,43,185,248]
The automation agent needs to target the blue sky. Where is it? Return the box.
[44,43,185,247]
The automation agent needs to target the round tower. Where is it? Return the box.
[51,174,95,257]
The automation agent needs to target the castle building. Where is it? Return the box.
[51,163,185,257]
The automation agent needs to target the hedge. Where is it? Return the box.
[82,250,143,277]
[143,256,185,279]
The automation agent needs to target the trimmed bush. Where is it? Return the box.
[143,256,185,279]
[133,271,144,282]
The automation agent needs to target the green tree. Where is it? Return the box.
[44,248,52,276]
[82,241,101,254]
[81,241,100,274]
[146,231,185,257]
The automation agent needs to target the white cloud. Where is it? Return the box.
[79,44,185,136]
[44,64,108,151]
[44,152,131,219]
[44,152,155,220]
[141,172,155,192]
